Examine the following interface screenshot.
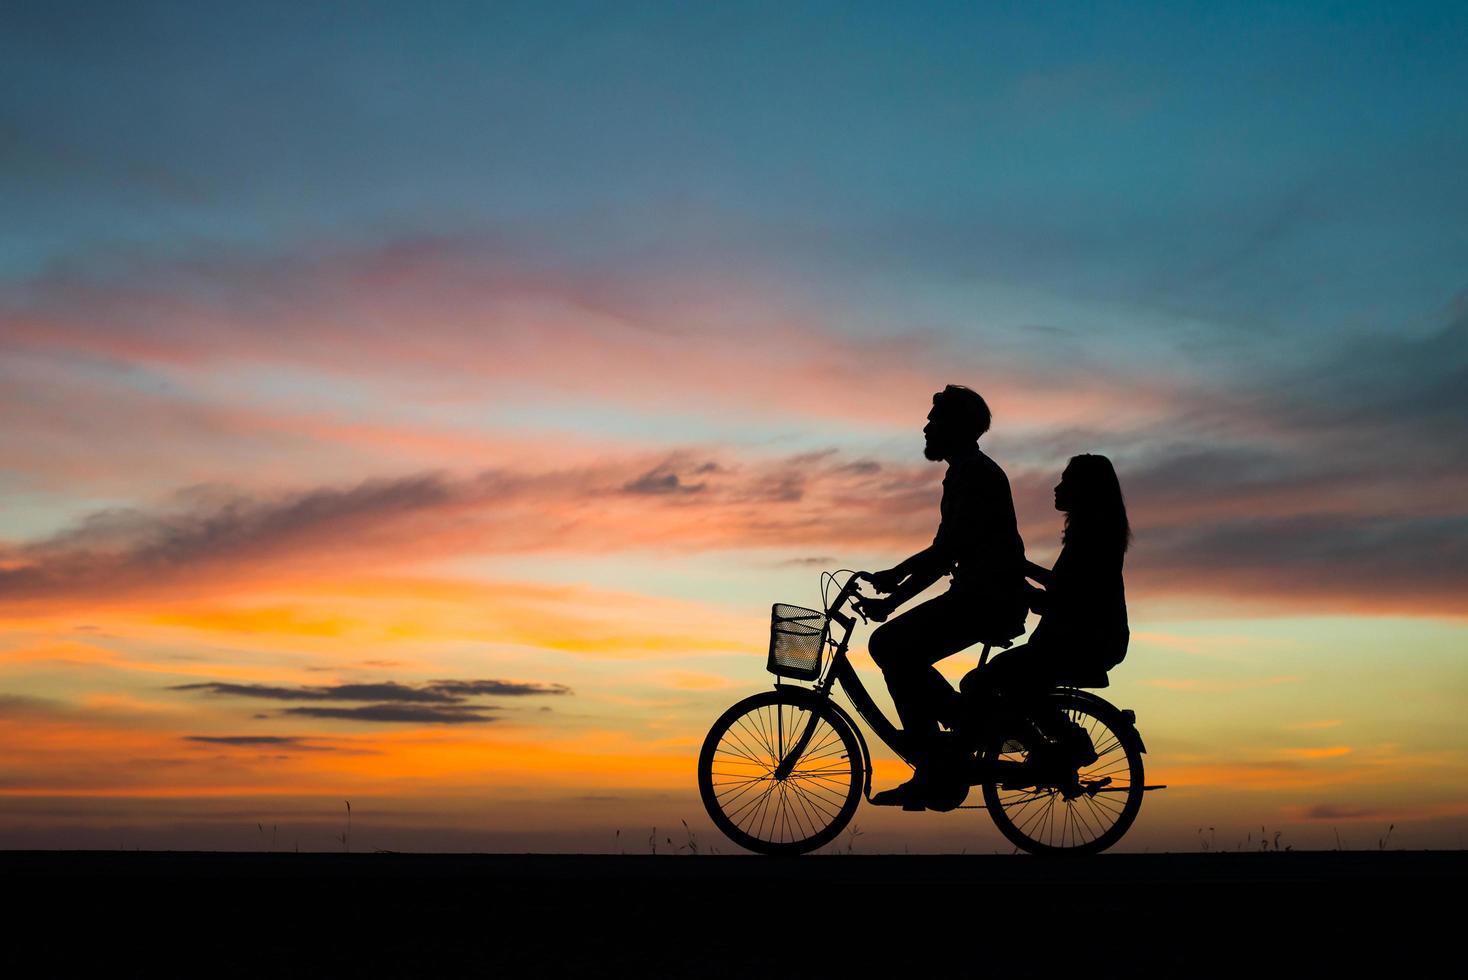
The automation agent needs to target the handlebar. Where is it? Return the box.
[826,570,874,630]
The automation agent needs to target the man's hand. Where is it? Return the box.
[863,568,904,595]
[854,594,897,623]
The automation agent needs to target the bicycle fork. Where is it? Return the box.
[772,690,827,781]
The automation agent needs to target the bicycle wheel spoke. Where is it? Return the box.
[736,772,779,819]
[787,783,822,839]
[717,735,770,769]
[727,719,770,766]
[715,780,769,819]
[782,782,804,842]
[797,790,830,838]
[1014,794,1054,838]
[709,771,769,787]
[981,693,1145,855]
[700,692,866,854]
[723,721,767,761]
[788,779,842,818]
[754,706,777,762]
[787,769,848,790]
[1077,793,1111,833]
[726,779,775,825]
[711,774,771,799]
[1070,797,1101,841]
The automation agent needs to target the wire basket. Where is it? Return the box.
[767,603,828,681]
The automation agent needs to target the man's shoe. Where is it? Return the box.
[870,779,926,810]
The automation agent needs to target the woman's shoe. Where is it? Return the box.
[1057,722,1097,766]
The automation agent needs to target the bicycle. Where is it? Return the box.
[697,570,1165,855]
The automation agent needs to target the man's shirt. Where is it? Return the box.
[931,445,1026,595]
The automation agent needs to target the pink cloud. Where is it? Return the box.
[3,237,1185,435]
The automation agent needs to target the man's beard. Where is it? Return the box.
[923,442,944,461]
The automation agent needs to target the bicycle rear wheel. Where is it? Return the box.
[981,690,1144,855]
[698,689,863,855]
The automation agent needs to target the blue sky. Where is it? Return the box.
[7,1,1466,340]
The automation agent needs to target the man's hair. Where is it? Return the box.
[932,384,991,440]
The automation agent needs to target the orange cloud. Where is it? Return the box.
[1278,745,1353,760]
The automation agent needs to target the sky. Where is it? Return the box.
[2,0,1466,853]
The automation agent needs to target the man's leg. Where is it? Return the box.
[868,591,993,804]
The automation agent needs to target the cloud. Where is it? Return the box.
[1132,513,1468,616]
[168,675,570,726]
[426,680,572,697]
[1288,800,1468,823]
[2,277,1466,621]
[171,682,456,704]
[1278,746,1353,761]
[0,234,1182,439]
[3,415,1466,620]
[0,450,937,607]
[0,694,65,717]
[0,472,460,600]
[159,672,574,725]
[1024,310,1468,617]
[183,735,334,750]
[171,678,571,704]
[622,466,707,495]
[280,704,497,724]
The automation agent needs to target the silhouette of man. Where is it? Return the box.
[858,385,1028,809]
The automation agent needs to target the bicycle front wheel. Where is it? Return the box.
[981,690,1145,855]
[698,689,863,855]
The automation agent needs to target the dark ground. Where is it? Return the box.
[3,850,1461,977]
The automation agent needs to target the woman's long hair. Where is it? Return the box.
[1061,454,1131,553]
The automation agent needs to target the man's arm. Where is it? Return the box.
[871,544,946,589]
[861,547,948,621]
[883,562,944,609]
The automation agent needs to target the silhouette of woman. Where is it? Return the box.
[960,454,1130,742]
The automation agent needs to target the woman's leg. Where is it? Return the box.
[962,646,1095,766]
[957,643,1058,744]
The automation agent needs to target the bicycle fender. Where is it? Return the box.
[1057,688,1148,754]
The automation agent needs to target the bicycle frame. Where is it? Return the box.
[771,573,927,793]
[770,572,1145,797]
